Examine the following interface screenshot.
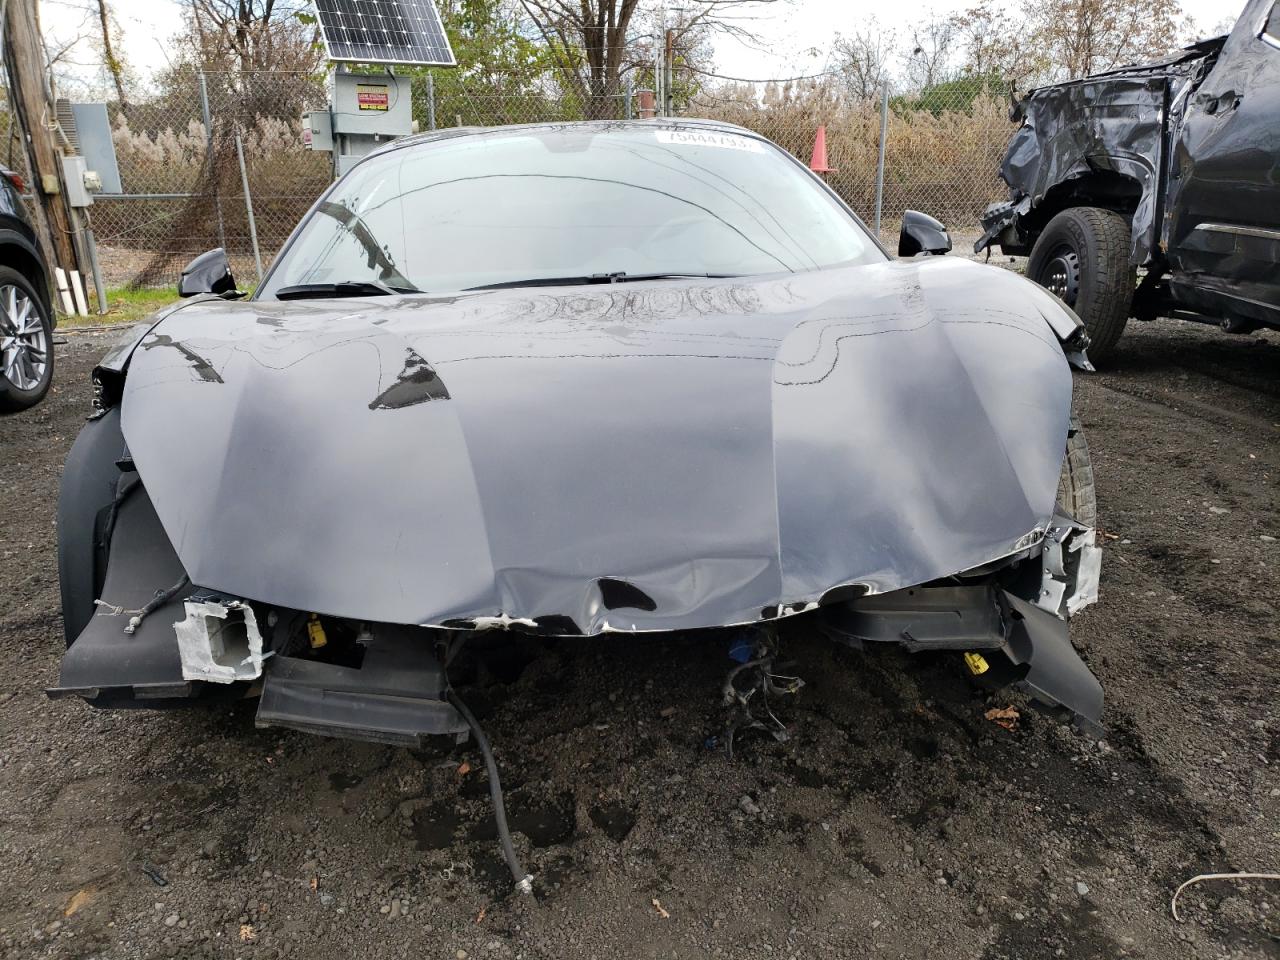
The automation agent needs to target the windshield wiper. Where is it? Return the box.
[274,280,419,301]
[464,271,741,291]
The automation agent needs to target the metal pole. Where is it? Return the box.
[664,29,674,116]
[874,85,889,238]
[83,226,107,315]
[235,134,264,283]
[197,71,227,250]
[654,35,663,117]
[327,66,340,181]
[426,72,437,131]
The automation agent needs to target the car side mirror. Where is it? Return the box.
[898,211,952,257]
[178,248,238,297]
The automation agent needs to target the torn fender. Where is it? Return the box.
[975,36,1226,264]
[976,73,1175,264]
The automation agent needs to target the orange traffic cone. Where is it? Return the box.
[809,125,835,173]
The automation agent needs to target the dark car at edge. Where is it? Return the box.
[0,166,55,411]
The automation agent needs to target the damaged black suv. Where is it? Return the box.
[977,0,1280,361]
[52,122,1105,885]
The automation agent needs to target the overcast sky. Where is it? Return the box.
[40,0,1243,94]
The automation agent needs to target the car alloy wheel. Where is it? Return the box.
[0,282,49,391]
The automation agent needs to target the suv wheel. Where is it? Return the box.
[0,265,54,412]
[1029,207,1135,364]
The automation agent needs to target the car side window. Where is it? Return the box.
[1263,1,1280,46]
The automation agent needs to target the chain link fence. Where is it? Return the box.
[86,71,330,290]
[687,80,1014,255]
[21,71,1016,291]
[0,85,31,182]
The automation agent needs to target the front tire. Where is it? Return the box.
[0,264,54,412]
[1029,207,1134,364]
[1056,416,1096,529]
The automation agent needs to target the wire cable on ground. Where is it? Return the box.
[1171,872,1280,921]
[445,686,533,896]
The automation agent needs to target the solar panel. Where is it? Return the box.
[314,0,457,66]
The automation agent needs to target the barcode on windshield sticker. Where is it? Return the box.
[655,130,766,153]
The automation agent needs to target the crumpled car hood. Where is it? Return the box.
[119,258,1074,634]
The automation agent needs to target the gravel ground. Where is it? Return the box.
[1,318,1278,960]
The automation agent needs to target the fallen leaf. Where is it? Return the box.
[985,706,1020,731]
[64,887,96,917]
[309,877,318,892]
[239,924,256,943]
[651,898,670,919]
[457,761,472,778]
[475,906,486,924]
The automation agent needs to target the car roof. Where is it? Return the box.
[368,117,763,161]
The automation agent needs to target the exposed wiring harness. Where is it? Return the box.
[720,629,805,759]
[98,474,140,555]
[95,574,191,634]
[442,643,533,896]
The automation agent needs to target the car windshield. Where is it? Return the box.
[259,125,883,297]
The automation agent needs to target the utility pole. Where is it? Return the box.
[3,0,82,278]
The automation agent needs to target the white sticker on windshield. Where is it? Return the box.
[654,129,766,153]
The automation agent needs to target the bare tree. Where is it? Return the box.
[832,19,896,98]
[37,0,97,96]
[901,14,957,91]
[950,0,1044,85]
[518,0,639,109]
[149,0,323,125]
[1025,0,1188,80]
[94,0,128,108]
[519,0,782,114]
[182,0,321,74]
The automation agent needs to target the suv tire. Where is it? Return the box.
[1029,207,1134,363]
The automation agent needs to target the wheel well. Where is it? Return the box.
[1023,172,1141,240]
[0,240,54,318]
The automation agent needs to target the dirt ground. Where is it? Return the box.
[1,318,1278,960]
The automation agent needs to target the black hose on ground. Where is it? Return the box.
[445,687,533,895]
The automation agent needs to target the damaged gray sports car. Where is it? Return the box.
[52,122,1103,881]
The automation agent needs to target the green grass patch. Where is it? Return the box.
[59,286,179,328]
[61,281,261,328]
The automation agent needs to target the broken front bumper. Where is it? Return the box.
[50,405,1105,743]
[49,481,1104,742]
[831,581,1103,738]
[47,466,468,744]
